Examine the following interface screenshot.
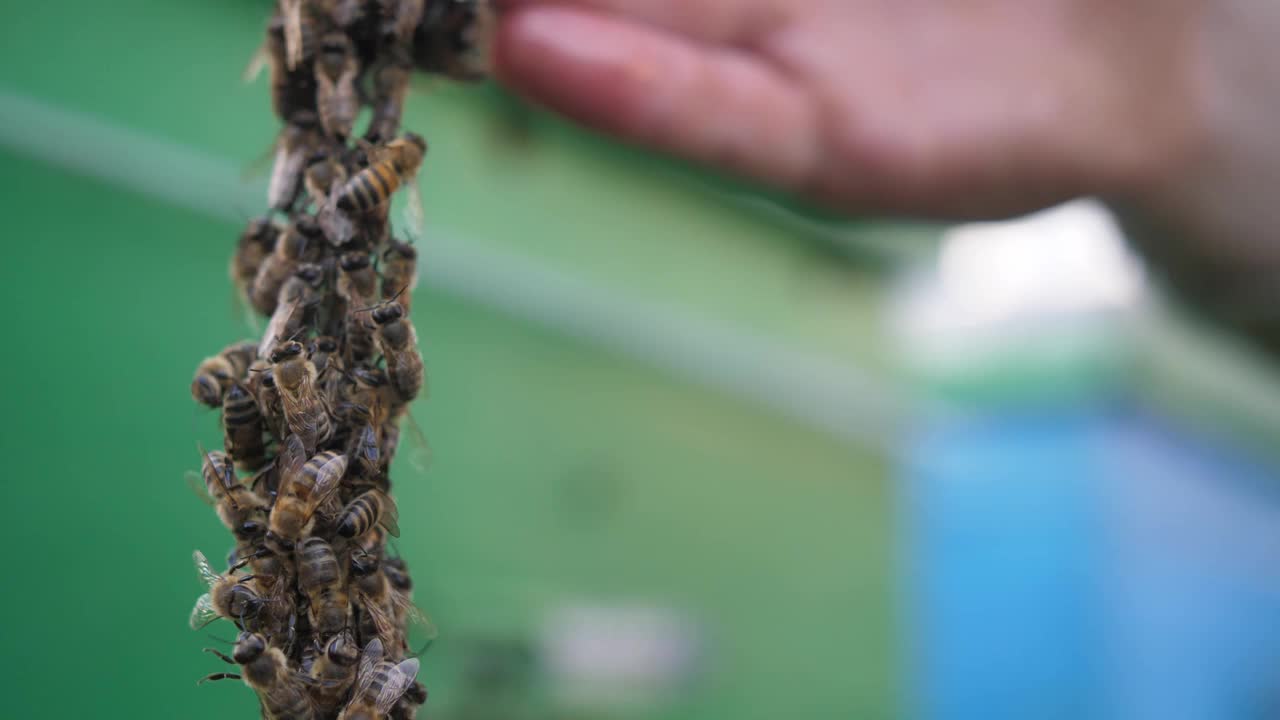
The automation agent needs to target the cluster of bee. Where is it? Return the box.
[187,2,490,718]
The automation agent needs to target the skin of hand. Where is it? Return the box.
[492,0,1201,218]
[492,0,1280,346]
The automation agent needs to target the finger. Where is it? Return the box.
[496,7,821,191]
[495,0,793,45]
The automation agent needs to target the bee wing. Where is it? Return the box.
[193,550,220,587]
[374,658,421,714]
[186,471,215,507]
[402,411,433,473]
[259,294,302,358]
[357,638,385,695]
[377,491,400,538]
[283,0,304,70]
[401,178,425,242]
[189,592,219,630]
[355,591,399,649]
[302,453,348,523]
[242,42,269,84]
[279,434,307,482]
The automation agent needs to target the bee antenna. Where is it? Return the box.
[206,634,234,645]
[408,636,436,659]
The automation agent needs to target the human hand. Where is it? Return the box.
[492,0,1200,219]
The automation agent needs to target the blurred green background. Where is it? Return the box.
[0,1,917,718]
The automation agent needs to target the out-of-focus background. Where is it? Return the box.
[4,2,1280,719]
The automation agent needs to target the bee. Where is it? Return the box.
[298,536,353,641]
[222,384,269,472]
[338,253,379,362]
[266,434,348,552]
[368,299,424,408]
[309,630,362,716]
[377,0,425,49]
[380,240,417,314]
[250,359,288,441]
[316,32,360,140]
[414,0,493,81]
[192,340,259,407]
[268,111,323,213]
[231,217,280,301]
[190,550,266,630]
[339,638,421,720]
[189,449,270,541]
[335,133,426,216]
[381,556,418,634]
[250,216,322,316]
[337,489,400,539]
[200,631,317,720]
[340,402,384,484]
[364,48,412,144]
[261,262,325,358]
[349,539,418,652]
[271,341,335,452]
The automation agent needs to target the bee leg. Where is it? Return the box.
[197,672,242,685]
[284,610,298,656]
[203,648,237,665]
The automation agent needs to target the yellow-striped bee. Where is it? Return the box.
[200,631,317,719]
[335,134,426,217]
[338,638,421,720]
[266,434,348,553]
[192,340,259,408]
[270,341,334,453]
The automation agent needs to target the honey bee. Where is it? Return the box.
[192,340,259,407]
[250,216,322,316]
[338,253,379,362]
[414,0,493,81]
[189,449,270,541]
[316,32,360,140]
[190,550,266,630]
[381,556,419,635]
[335,134,426,216]
[367,299,424,407]
[222,384,269,472]
[231,217,280,301]
[201,631,318,720]
[339,638,421,720]
[271,341,335,452]
[340,402,384,484]
[247,12,318,122]
[364,49,412,144]
[377,0,425,49]
[261,262,324,358]
[380,240,417,314]
[250,359,288,441]
[338,489,400,539]
[269,111,323,213]
[309,630,362,716]
[298,536,353,641]
[349,541,420,652]
[267,434,348,552]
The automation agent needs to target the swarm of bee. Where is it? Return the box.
[187,2,491,718]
